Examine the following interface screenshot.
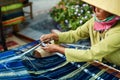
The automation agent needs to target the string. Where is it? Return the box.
[0,43,41,64]
[23,56,38,70]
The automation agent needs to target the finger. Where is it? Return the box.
[40,35,45,38]
[41,47,46,50]
[40,35,45,41]
[40,35,50,42]
[44,39,51,43]
[40,36,48,42]
[41,45,48,49]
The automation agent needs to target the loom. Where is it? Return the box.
[0,40,120,79]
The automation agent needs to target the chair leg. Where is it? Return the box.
[30,2,33,19]
[0,7,8,51]
[0,29,8,51]
[12,24,20,33]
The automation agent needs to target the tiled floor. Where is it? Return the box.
[26,0,60,17]
[18,0,61,41]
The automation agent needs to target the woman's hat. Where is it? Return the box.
[82,0,120,16]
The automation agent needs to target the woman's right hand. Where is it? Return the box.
[40,33,59,42]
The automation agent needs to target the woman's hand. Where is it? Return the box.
[41,44,65,54]
[40,33,59,42]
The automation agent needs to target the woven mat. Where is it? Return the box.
[0,35,27,51]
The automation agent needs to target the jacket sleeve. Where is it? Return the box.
[57,18,94,44]
[65,32,120,62]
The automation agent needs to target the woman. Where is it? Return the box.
[35,0,120,66]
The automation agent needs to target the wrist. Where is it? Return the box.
[51,33,58,41]
[56,46,65,54]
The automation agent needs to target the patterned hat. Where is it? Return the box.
[82,0,120,16]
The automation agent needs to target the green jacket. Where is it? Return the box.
[58,18,120,66]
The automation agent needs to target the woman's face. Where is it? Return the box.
[93,7,112,20]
